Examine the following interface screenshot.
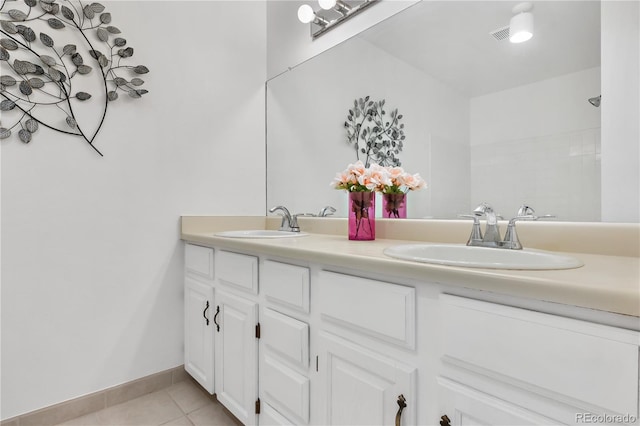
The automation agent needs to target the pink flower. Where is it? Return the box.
[330,161,371,192]
[387,166,405,186]
[330,170,357,190]
[331,161,425,193]
[399,172,426,190]
[366,163,392,191]
[347,160,367,177]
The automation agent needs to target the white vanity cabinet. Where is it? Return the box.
[184,244,215,393]
[184,240,640,426]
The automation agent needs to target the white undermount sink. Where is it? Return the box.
[214,230,309,239]
[383,243,583,270]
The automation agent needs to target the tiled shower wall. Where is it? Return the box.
[469,67,601,222]
[470,127,601,222]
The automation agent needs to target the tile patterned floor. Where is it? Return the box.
[55,379,241,426]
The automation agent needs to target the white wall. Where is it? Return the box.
[601,1,640,223]
[266,0,418,79]
[0,1,266,419]
[470,68,601,221]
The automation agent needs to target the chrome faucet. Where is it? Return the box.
[269,205,300,232]
[462,203,554,249]
[503,205,555,249]
[318,206,336,217]
[472,202,501,247]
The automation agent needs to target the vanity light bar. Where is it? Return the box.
[306,0,379,39]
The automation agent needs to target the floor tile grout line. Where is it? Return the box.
[53,378,230,426]
[84,388,185,426]
[156,401,187,426]
[163,387,189,416]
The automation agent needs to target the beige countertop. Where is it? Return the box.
[181,216,640,319]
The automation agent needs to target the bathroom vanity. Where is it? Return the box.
[181,216,640,426]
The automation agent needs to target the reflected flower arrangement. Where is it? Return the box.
[331,161,426,237]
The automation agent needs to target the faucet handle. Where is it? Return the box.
[288,214,305,232]
[269,205,291,217]
[514,204,556,221]
[318,206,336,217]
[517,204,535,217]
[459,214,483,244]
[458,214,479,222]
[516,214,556,221]
[503,208,556,249]
[473,202,493,215]
[459,213,503,221]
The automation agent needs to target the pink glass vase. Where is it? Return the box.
[383,193,407,218]
[348,191,375,240]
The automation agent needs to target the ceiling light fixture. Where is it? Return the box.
[297,0,378,39]
[509,2,534,43]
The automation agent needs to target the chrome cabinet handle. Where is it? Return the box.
[213,305,220,332]
[203,301,210,326]
[395,394,406,426]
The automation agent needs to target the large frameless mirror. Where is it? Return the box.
[267,1,608,221]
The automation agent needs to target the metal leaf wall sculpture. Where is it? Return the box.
[344,96,405,167]
[0,0,149,156]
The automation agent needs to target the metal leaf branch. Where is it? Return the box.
[344,96,405,167]
[0,0,149,156]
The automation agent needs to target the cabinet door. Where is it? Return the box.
[260,401,295,425]
[184,277,214,393]
[437,377,559,426]
[318,332,416,426]
[215,290,259,426]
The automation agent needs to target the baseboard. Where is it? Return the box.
[1,365,189,426]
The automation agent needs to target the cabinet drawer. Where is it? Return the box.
[215,250,258,293]
[318,271,415,348]
[185,244,214,280]
[441,294,640,415]
[262,354,310,424]
[263,308,309,368]
[262,261,310,313]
